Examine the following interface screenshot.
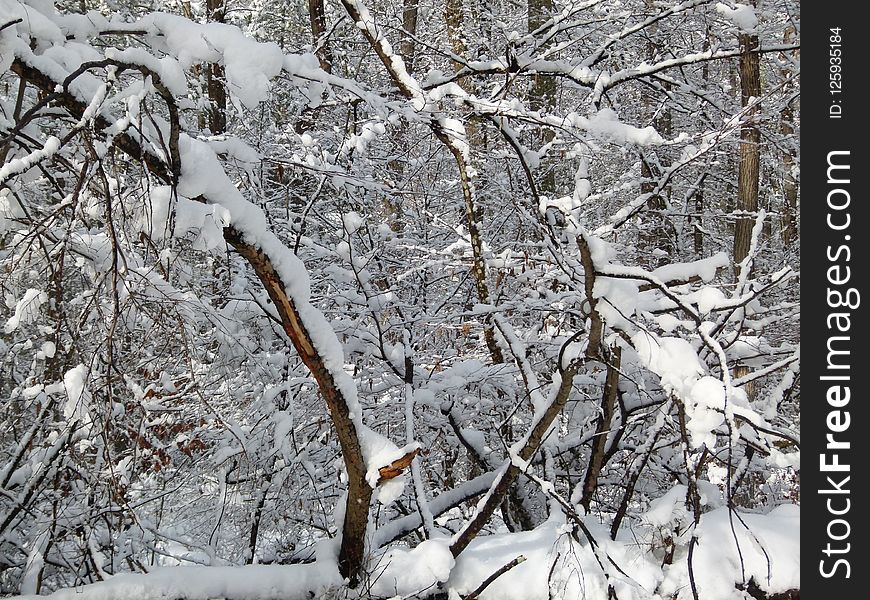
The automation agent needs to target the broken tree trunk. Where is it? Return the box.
[10,57,374,587]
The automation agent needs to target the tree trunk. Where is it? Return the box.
[206,0,227,135]
[445,0,468,78]
[579,346,621,510]
[638,0,674,266]
[308,0,333,73]
[383,0,420,234]
[401,0,419,74]
[779,26,798,244]
[225,232,372,586]
[10,57,375,586]
[528,0,556,195]
[733,2,761,266]
[440,0,502,363]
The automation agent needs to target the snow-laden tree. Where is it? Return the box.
[1,0,798,598]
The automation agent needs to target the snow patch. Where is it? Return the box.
[716,3,759,32]
[4,289,47,333]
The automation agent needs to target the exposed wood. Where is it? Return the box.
[11,55,373,587]
[377,446,422,484]
[222,231,372,587]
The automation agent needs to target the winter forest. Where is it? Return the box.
[0,0,800,598]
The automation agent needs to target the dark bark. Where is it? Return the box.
[449,365,578,557]
[206,0,227,134]
[779,26,798,244]
[579,346,621,510]
[401,0,419,73]
[224,231,373,586]
[638,0,674,266]
[528,0,556,194]
[308,0,333,73]
[734,4,761,266]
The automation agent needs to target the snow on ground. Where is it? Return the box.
[9,562,342,600]
[659,504,800,600]
[374,503,798,599]
[6,502,798,599]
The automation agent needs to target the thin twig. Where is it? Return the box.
[464,555,527,600]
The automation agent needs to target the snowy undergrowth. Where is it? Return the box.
[9,504,798,600]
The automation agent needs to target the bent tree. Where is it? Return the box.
[1,1,799,598]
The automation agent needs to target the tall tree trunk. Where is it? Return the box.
[206,0,227,135]
[694,184,705,256]
[308,0,333,73]
[528,0,556,195]
[442,0,502,364]
[733,3,761,395]
[401,0,419,74]
[692,32,712,256]
[638,0,675,267]
[733,2,761,266]
[295,0,333,134]
[779,25,798,244]
[445,0,468,79]
[383,0,419,234]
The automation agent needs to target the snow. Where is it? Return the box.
[715,3,759,32]
[341,211,365,235]
[631,332,749,448]
[104,48,187,97]
[569,108,663,146]
[9,563,342,600]
[4,288,47,333]
[0,136,62,185]
[0,188,26,233]
[439,118,471,160]
[593,276,641,331]
[343,122,386,157]
[145,13,284,110]
[370,538,454,597]
[174,197,232,251]
[659,504,800,600]
[138,186,172,240]
[0,0,65,48]
[20,534,47,595]
[691,286,728,314]
[643,485,693,528]
[358,426,420,503]
[36,341,56,359]
[651,252,729,284]
[62,364,90,423]
[631,332,703,398]
[686,377,728,447]
[446,517,660,600]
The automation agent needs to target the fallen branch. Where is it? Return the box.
[464,555,526,600]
